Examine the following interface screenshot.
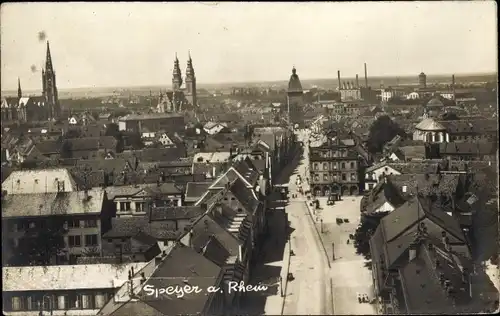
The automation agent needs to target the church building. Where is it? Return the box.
[1,41,61,122]
[157,52,197,113]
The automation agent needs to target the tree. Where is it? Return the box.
[366,115,406,154]
[64,129,81,139]
[9,219,66,266]
[60,140,73,159]
[353,212,389,260]
[441,112,459,121]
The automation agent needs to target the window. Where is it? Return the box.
[313,163,319,171]
[368,183,374,190]
[11,297,22,311]
[350,162,355,169]
[341,162,346,169]
[342,174,346,181]
[323,163,328,170]
[119,202,131,211]
[9,223,18,232]
[135,202,144,212]
[69,235,81,247]
[351,173,357,181]
[314,175,319,182]
[67,293,83,309]
[84,219,98,228]
[29,222,35,229]
[68,219,80,228]
[323,174,329,181]
[85,234,98,246]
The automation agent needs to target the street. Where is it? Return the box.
[295,129,377,315]
[281,131,332,315]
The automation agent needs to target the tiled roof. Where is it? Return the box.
[131,244,222,316]
[2,262,146,292]
[380,196,465,245]
[75,158,131,173]
[366,161,439,174]
[2,188,106,218]
[120,113,184,121]
[2,168,78,194]
[185,182,211,202]
[386,173,461,198]
[65,136,118,151]
[36,139,62,154]
[103,217,181,240]
[438,142,497,156]
[438,119,497,134]
[149,206,205,221]
[190,212,241,257]
[105,182,181,200]
[399,145,426,160]
[118,147,186,163]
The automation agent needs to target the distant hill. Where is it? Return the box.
[1,72,496,99]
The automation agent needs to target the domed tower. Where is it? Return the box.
[185,51,197,106]
[287,66,304,125]
[172,53,183,91]
[419,72,427,89]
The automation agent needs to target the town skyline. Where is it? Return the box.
[1,1,497,91]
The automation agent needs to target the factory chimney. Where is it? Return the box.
[364,63,368,87]
[356,74,359,88]
[337,70,341,90]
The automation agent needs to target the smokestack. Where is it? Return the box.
[364,63,368,87]
[356,74,359,88]
[337,70,341,90]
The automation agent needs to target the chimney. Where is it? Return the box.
[188,231,193,247]
[356,74,359,88]
[337,70,341,90]
[131,267,134,276]
[364,63,368,87]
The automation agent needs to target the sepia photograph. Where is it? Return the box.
[1,1,498,315]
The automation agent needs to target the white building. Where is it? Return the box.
[2,168,78,194]
[412,118,449,143]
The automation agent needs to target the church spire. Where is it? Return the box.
[45,41,53,72]
[186,51,195,78]
[172,53,183,90]
[17,78,22,99]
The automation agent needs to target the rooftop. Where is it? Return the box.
[3,262,146,292]
[2,188,106,218]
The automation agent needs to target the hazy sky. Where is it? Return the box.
[1,1,497,91]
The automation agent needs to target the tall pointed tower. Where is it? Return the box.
[172,53,183,91]
[185,51,197,106]
[42,41,60,119]
[17,78,22,99]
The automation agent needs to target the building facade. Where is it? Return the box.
[309,132,362,197]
